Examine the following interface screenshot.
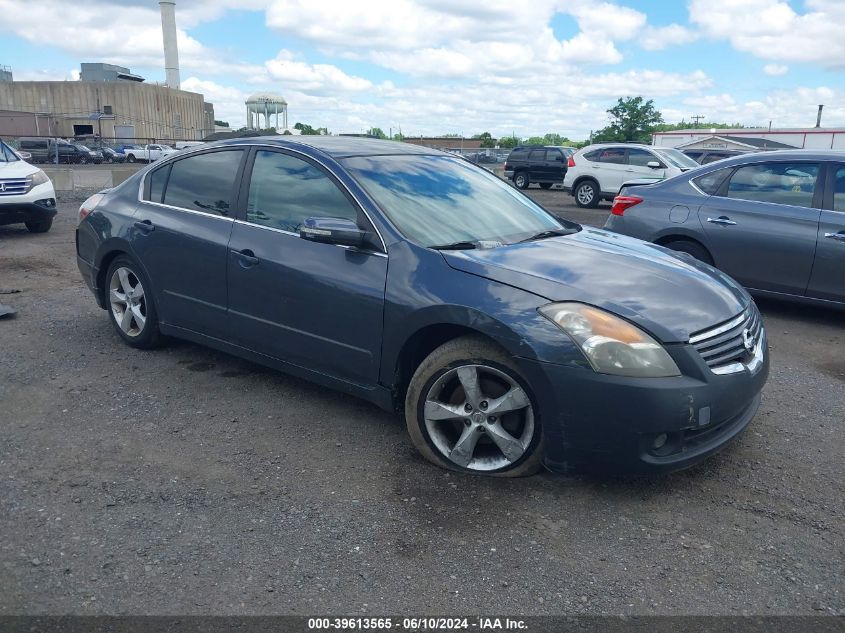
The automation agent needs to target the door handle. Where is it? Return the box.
[133,220,155,234]
[707,217,737,226]
[233,249,259,267]
[824,232,845,242]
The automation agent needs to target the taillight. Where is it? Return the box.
[78,192,104,225]
[504,162,510,170]
[567,156,576,168]
[610,195,643,216]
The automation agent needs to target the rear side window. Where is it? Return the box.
[162,150,243,216]
[246,150,359,233]
[545,150,563,162]
[832,166,845,212]
[583,150,602,161]
[598,148,626,164]
[692,167,733,195]
[727,162,818,207]
[508,149,528,161]
[528,149,545,161]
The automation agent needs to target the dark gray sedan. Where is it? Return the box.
[604,150,845,308]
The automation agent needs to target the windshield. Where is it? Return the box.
[344,154,572,247]
[654,147,699,169]
[76,144,91,151]
[0,141,21,162]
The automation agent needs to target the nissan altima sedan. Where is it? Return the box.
[76,137,768,476]
[605,149,845,308]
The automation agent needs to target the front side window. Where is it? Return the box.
[246,150,359,233]
[0,141,20,162]
[162,150,243,216]
[727,162,819,207]
[627,148,656,167]
[343,154,570,248]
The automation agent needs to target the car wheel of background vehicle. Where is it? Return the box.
[574,180,599,208]
[539,183,553,189]
[663,239,714,266]
[105,256,160,349]
[79,156,88,165]
[405,335,543,477]
[514,172,529,189]
[127,154,136,163]
[25,219,52,233]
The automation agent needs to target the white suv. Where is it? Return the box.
[562,143,700,208]
[0,141,57,233]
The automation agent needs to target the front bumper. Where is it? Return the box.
[518,332,769,474]
[0,181,58,226]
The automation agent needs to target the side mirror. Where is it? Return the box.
[647,161,663,169]
[300,217,366,248]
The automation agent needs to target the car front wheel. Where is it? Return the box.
[25,219,52,233]
[405,336,543,477]
[105,256,160,349]
[574,180,599,208]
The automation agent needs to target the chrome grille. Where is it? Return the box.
[0,178,31,196]
[689,304,763,373]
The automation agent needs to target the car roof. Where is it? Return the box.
[212,135,447,159]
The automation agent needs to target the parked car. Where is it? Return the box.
[73,144,103,164]
[76,137,768,476]
[504,145,574,189]
[101,147,126,164]
[563,143,700,208]
[604,150,845,307]
[0,140,57,233]
[18,137,63,164]
[682,148,750,165]
[124,144,176,163]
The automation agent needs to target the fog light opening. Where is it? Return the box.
[652,433,668,450]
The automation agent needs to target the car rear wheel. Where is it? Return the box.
[105,256,160,349]
[25,219,52,233]
[78,156,88,165]
[539,183,553,189]
[405,336,543,477]
[513,172,529,189]
[126,154,136,163]
[574,180,599,208]
[663,240,714,266]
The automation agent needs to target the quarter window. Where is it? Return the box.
[162,150,243,216]
[833,166,845,212]
[246,150,359,233]
[545,150,563,162]
[692,167,733,195]
[148,165,170,203]
[727,162,819,207]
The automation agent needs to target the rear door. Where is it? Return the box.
[594,147,629,194]
[806,163,845,302]
[133,148,245,338]
[545,149,566,183]
[697,160,821,294]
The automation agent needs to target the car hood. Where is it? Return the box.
[441,228,749,343]
[0,160,38,178]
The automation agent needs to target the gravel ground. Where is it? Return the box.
[0,192,842,616]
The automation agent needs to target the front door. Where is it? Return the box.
[133,148,245,338]
[697,160,821,294]
[807,163,845,302]
[226,149,388,384]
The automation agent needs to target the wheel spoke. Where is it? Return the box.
[456,366,483,408]
[130,284,144,301]
[424,400,466,421]
[486,385,530,416]
[486,422,525,462]
[117,268,133,294]
[449,425,482,468]
[109,288,127,306]
[130,304,146,330]
[119,305,134,332]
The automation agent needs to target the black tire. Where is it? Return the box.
[513,172,529,189]
[663,239,714,266]
[104,255,161,349]
[78,156,88,165]
[126,154,137,163]
[539,183,553,189]
[404,336,544,477]
[574,180,600,208]
[25,219,52,233]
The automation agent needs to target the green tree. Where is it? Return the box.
[214,120,229,128]
[652,121,745,132]
[367,127,387,139]
[592,96,664,143]
[294,122,323,135]
[471,131,496,148]
[498,135,521,149]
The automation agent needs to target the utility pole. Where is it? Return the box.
[691,115,705,128]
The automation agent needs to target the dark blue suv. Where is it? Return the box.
[76,137,769,476]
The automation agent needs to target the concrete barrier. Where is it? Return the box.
[42,164,144,192]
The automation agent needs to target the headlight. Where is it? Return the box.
[29,170,50,189]
[538,302,680,378]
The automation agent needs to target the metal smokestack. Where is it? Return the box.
[159,0,181,89]
[816,104,824,128]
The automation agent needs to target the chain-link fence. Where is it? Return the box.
[1,135,203,165]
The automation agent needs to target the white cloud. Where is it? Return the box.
[689,0,845,68]
[264,51,373,93]
[763,63,788,76]
[640,24,699,51]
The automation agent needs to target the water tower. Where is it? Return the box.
[246,93,288,131]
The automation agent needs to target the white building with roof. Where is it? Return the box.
[652,128,845,151]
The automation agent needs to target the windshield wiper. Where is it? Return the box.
[429,241,478,250]
[517,228,576,243]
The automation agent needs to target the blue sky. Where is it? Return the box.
[0,0,843,138]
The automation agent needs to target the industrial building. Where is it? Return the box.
[652,127,845,150]
[0,2,214,142]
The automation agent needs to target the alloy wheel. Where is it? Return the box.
[109,267,147,337]
[423,364,535,472]
[577,183,595,205]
